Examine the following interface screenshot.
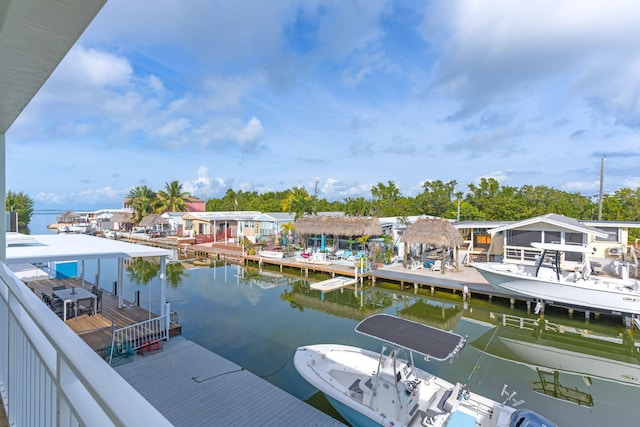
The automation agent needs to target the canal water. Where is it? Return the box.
[28,213,640,426]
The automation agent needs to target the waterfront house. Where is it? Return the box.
[182,211,260,240]
[241,212,296,245]
[471,213,640,276]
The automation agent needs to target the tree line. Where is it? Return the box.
[207,178,640,222]
[9,177,640,238]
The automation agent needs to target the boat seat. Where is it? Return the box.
[348,379,364,401]
[364,377,373,390]
[425,387,452,418]
[443,383,462,412]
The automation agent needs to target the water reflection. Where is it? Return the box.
[147,263,640,426]
[471,314,639,408]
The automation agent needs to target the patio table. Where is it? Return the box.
[52,287,97,321]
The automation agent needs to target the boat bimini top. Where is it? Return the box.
[355,314,467,361]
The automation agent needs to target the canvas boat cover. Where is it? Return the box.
[355,314,466,361]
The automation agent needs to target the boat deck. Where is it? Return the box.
[115,336,344,427]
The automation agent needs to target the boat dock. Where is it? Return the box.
[310,276,357,292]
[115,336,344,426]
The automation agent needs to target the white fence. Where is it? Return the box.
[503,245,542,263]
[0,262,172,426]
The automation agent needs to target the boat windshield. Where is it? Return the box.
[355,314,466,361]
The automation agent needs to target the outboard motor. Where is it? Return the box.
[509,409,557,427]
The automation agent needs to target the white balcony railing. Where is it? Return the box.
[0,262,172,426]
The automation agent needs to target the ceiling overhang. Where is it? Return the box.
[0,0,106,133]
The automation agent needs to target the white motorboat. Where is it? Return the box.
[258,250,284,258]
[294,314,555,427]
[473,242,640,315]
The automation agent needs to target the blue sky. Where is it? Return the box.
[7,0,640,210]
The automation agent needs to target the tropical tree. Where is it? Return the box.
[344,197,372,216]
[155,180,191,213]
[6,190,34,232]
[416,180,458,217]
[126,185,157,223]
[280,222,295,251]
[281,186,316,220]
[370,181,402,217]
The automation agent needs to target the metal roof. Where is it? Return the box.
[182,211,262,221]
[355,314,466,361]
[486,213,608,238]
[6,233,171,264]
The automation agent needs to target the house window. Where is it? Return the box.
[185,219,193,231]
[543,231,561,244]
[506,230,542,247]
[563,232,584,262]
[595,227,618,242]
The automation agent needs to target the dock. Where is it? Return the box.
[115,336,344,426]
[310,276,357,292]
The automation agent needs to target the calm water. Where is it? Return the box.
[28,213,640,426]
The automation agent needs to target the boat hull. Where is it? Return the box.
[474,262,640,314]
[258,250,284,258]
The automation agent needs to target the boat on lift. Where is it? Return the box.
[473,242,640,315]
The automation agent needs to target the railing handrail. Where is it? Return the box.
[108,315,169,365]
[0,262,172,426]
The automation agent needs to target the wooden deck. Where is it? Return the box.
[25,277,181,355]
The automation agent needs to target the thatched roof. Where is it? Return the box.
[400,218,464,247]
[139,214,169,227]
[293,216,382,237]
[59,211,79,221]
[110,212,133,223]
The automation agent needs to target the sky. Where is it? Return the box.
[7,0,640,210]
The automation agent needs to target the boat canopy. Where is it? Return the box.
[355,314,466,361]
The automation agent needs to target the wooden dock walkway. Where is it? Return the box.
[25,278,182,355]
[115,336,344,427]
[367,264,516,299]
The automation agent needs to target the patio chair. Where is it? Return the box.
[75,297,95,318]
[431,260,442,272]
[94,288,104,313]
[50,296,66,319]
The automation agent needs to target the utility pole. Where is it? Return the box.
[597,155,605,220]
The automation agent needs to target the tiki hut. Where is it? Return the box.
[138,213,169,229]
[293,216,382,252]
[293,216,382,237]
[58,211,80,224]
[110,212,133,231]
[400,218,464,274]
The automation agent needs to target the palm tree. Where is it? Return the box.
[126,185,157,223]
[344,197,372,216]
[6,190,34,232]
[281,186,316,220]
[155,180,191,213]
[280,222,295,252]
